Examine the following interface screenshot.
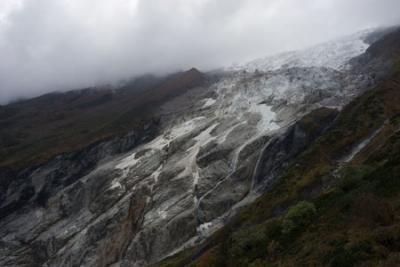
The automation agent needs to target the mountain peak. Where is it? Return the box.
[187,67,202,74]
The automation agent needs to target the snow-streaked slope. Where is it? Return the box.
[68,29,376,264]
[0,29,381,267]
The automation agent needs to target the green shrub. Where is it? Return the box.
[351,194,394,226]
[328,240,375,267]
[282,201,317,234]
[337,168,363,192]
[230,226,268,264]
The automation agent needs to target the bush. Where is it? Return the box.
[196,248,219,267]
[337,169,363,192]
[230,226,268,265]
[328,240,375,267]
[336,166,373,192]
[351,194,394,226]
[282,201,317,234]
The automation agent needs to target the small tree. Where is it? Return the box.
[282,201,317,234]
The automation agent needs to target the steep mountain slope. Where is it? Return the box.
[156,29,400,267]
[0,27,398,267]
[0,68,204,171]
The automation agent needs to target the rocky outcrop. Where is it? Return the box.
[0,126,156,219]
[350,27,400,81]
[0,126,158,267]
[252,107,339,191]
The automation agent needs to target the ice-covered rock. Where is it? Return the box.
[234,29,373,72]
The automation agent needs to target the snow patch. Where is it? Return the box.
[249,103,279,132]
[152,165,163,184]
[116,152,140,170]
[191,123,219,199]
[197,222,213,236]
[158,210,168,220]
[109,180,122,190]
[202,98,216,108]
[169,116,205,138]
[194,123,219,144]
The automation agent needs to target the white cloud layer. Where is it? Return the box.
[0,0,399,103]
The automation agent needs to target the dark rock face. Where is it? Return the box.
[253,108,339,191]
[0,128,155,220]
[351,27,400,81]
[0,127,157,267]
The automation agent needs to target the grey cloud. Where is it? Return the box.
[0,0,399,103]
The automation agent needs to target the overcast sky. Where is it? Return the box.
[0,0,399,103]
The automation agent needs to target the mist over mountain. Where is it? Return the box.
[1,0,400,103]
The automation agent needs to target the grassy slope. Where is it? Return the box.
[0,68,204,171]
[156,38,400,267]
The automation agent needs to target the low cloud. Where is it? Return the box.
[0,0,399,103]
